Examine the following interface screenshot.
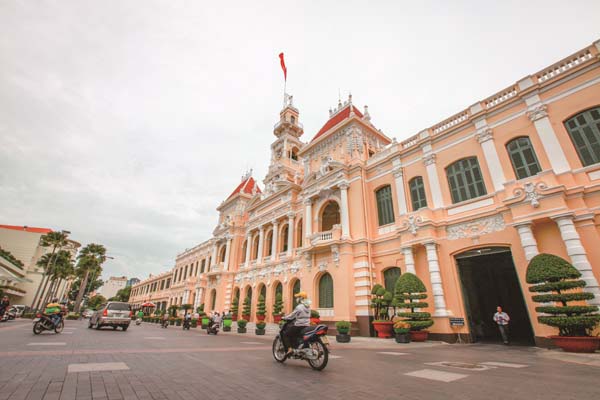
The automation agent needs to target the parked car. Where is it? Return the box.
[82,309,94,318]
[88,302,132,331]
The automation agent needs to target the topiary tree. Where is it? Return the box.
[256,295,266,318]
[231,295,239,317]
[394,272,433,331]
[196,303,206,317]
[242,296,251,317]
[272,293,283,316]
[168,305,179,317]
[526,253,600,337]
[370,284,393,320]
[180,303,192,315]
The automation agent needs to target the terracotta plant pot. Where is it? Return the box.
[242,314,250,321]
[550,335,600,353]
[232,314,238,321]
[410,330,429,342]
[310,317,321,325]
[372,321,394,338]
[256,314,266,322]
[273,315,282,323]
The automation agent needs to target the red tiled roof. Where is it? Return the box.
[227,177,261,200]
[0,224,53,234]
[311,104,363,142]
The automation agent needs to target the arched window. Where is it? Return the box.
[252,236,259,260]
[296,220,303,248]
[375,185,395,226]
[506,137,541,179]
[292,279,301,308]
[260,285,266,301]
[564,107,600,167]
[446,157,487,203]
[200,259,205,274]
[241,240,247,263]
[318,273,334,308]
[218,246,226,263]
[383,268,401,292]
[210,289,216,311]
[409,177,427,211]
[281,225,289,252]
[265,230,273,256]
[321,202,340,231]
[291,147,299,161]
[275,282,282,297]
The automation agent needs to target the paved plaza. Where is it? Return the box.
[0,320,598,400]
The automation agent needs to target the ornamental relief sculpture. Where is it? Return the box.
[513,181,549,208]
[446,215,506,240]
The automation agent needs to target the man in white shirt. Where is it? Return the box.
[493,306,510,344]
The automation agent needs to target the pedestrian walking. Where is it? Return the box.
[493,306,510,344]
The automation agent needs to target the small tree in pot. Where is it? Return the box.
[371,284,394,338]
[272,293,284,323]
[256,295,266,321]
[230,295,239,321]
[526,253,600,353]
[335,320,351,343]
[237,318,247,333]
[310,309,320,325]
[222,314,232,331]
[242,296,251,321]
[394,272,433,342]
[255,321,266,335]
[180,303,192,316]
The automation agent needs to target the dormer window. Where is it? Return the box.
[290,147,299,161]
[290,116,296,124]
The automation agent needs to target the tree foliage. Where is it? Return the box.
[110,286,131,302]
[394,272,433,331]
[87,295,106,310]
[272,293,283,316]
[256,295,266,317]
[371,284,393,321]
[242,296,251,316]
[527,253,600,336]
[230,296,239,317]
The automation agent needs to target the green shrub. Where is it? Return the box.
[22,312,35,319]
[272,293,283,316]
[256,295,266,317]
[230,296,239,318]
[335,320,351,334]
[394,273,433,331]
[65,313,80,320]
[256,321,266,329]
[237,318,248,328]
[196,303,206,317]
[310,309,320,319]
[242,296,251,316]
[526,253,600,336]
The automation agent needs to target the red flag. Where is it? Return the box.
[279,52,287,81]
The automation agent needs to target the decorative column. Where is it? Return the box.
[424,242,449,316]
[553,215,600,304]
[423,153,444,209]
[392,167,408,215]
[257,226,265,264]
[527,102,570,174]
[183,290,190,305]
[476,128,505,191]
[402,246,416,274]
[339,182,351,239]
[244,232,252,268]
[304,199,312,243]
[271,220,279,260]
[287,213,294,257]
[223,236,232,271]
[211,243,218,268]
[514,222,539,261]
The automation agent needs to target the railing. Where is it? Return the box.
[310,230,333,245]
[278,251,288,259]
[316,308,334,318]
[273,119,304,130]
[432,111,470,134]
[263,255,272,263]
[250,260,257,267]
[536,49,593,83]
[483,86,518,109]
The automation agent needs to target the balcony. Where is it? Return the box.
[263,255,272,263]
[310,225,342,246]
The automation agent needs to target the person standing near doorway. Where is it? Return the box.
[493,306,510,344]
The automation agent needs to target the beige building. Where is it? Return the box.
[99,276,128,300]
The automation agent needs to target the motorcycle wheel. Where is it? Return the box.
[54,320,64,334]
[33,321,44,335]
[272,337,287,363]
[307,339,329,371]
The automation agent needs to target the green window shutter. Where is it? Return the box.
[319,273,334,308]
[506,137,541,179]
[565,107,600,167]
[409,176,427,211]
[446,157,487,203]
[375,185,395,226]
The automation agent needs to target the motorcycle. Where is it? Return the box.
[206,321,219,335]
[272,319,330,371]
[33,313,64,335]
[182,318,191,330]
[135,318,142,326]
[161,319,169,328]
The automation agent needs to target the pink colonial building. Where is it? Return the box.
[130,39,600,345]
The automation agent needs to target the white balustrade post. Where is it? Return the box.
[339,182,351,239]
[424,242,449,316]
[287,213,294,257]
[223,237,232,271]
[257,226,265,264]
[553,215,600,305]
[244,233,252,268]
[304,199,313,243]
[402,246,416,274]
[271,220,279,260]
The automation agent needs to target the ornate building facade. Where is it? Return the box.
[131,40,600,345]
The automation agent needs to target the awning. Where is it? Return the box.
[141,302,156,307]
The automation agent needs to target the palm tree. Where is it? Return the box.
[31,231,69,310]
[73,244,107,314]
[41,250,74,305]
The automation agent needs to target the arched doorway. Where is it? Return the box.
[383,267,401,292]
[321,202,340,231]
[455,247,534,344]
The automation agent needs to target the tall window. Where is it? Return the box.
[281,225,289,252]
[375,185,395,226]
[565,107,600,167]
[446,157,487,203]
[265,231,273,256]
[218,246,226,263]
[241,241,247,262]
[321,202,340,231]
[296,220,303,248]
[409,177,427,211]
[252,236,259,260]
[383,268,401,292]
[210,289,216,311]
[200,259,205,274]
[506,137,541,179]
[318,273,334,308]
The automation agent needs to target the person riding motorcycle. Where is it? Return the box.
[44,298,63,327]
[282,291,311,355]
[162,312,169,327]
[209,312,221,329]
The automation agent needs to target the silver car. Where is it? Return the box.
[88,302,131,331]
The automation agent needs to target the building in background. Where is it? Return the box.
[99,276,128,300]
[131,40,600,345]
[0,224,80,306]
[126,277,140,287]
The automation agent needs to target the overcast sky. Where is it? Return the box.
[1,1,599,282]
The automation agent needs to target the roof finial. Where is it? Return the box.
[363,105,371,122]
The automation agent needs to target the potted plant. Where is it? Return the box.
[242,296,251,321]
[335,320,351,343]
[180,303,192,316]
[231,295,239,321]
[175,317,182,326]
[526,253,600,353]
[197,304,209,328]
[310,309,320,325]
[394,272,433,342]
[255,321,266,335]
[223,315,232,331]
[168,305,179,318]
[272,293,284,323]
[371,284,394,338]
[256,295,266,321]
[169,317,175,326]
[237,318,247,333]
[393,317,411,343]
[191,318,198,328]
